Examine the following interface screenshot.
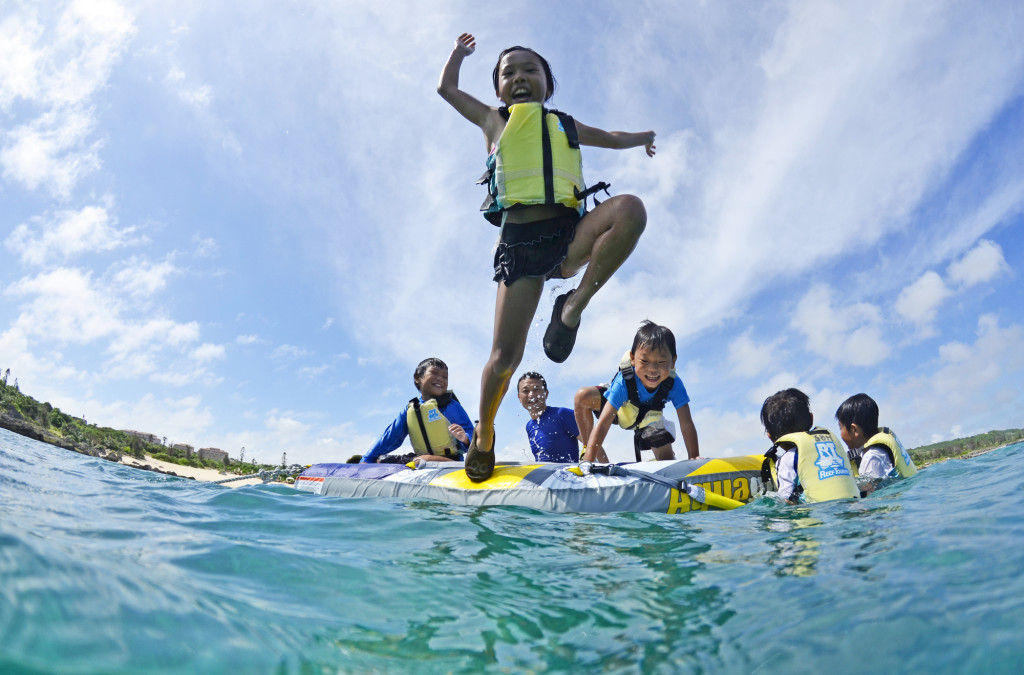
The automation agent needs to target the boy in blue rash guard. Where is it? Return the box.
[517,372,581,463]
[580,321,700,463]
[835,393,917,495]
[360,358,474,463]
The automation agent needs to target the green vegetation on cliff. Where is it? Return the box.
[909,428,1023,466]
[0,374,276,476]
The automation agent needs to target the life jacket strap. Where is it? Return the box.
[574,182,611,211]
[541,108,555,205]
[621,367,673,430]
[409,398,435,455]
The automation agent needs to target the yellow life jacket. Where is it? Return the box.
[406,393,459,458]
[481,102,587,224]
[768,427,859,503]
[864,427,918,478]
[613,352,676,430]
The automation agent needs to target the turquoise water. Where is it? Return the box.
[2,427,1022,674]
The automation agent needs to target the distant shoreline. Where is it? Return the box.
[118,453,263,487]
[0,414,261,488]
[918,440,1011,467]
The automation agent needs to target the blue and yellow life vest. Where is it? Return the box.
[864,427,917,478]
[613,352,675,431]
[406,392,461,458]
[765,427,860,503]
[480,102,604,225]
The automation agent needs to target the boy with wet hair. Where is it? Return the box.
[835,393,917,493]
[359,358,474,463]
[579,321,699,463]
[517,372,581,463]
[761,388,859,504]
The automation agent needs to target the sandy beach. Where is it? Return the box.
[119,454,265,487]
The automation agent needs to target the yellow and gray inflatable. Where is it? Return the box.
[295,456,770,514]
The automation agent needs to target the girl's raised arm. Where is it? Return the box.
[576,121,657,157]
[437,33,495,132]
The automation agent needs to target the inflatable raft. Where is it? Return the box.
[295,455,771,514]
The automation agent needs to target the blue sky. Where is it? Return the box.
[2,0,1023,465]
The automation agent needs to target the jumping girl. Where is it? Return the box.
[437,33,656,480]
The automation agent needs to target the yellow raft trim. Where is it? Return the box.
[685,455,763,477]
[431,464,546,490]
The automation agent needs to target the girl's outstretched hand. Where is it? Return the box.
[643,131,657,157]
[455,33,476,56]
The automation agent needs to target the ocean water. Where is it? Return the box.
[1,427,1022,674]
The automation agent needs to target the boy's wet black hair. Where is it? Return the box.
[413,357,447,390]
[517,371,547,391]
[631,320,677,359]
[835,393,879,436]
[492,46,556,101]
[761,388,814,441]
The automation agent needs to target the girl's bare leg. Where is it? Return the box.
[475,277,545,454]
[558,194,646,326]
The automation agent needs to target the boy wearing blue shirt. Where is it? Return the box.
[360,358,474,463]
[579,321,699,463]
[517,372,581,463]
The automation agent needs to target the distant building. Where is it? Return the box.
[124,430,161,445]
[172,443,194,458]
[198,447,228,464]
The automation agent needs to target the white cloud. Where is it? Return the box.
[889,314,1024,445]
[190,343,225,363]
[894,271,952,327]
[728,330,779,378]
[1,108,102,196]
[5,204,136,265]
[947,239,1010,288]
[692,407,765,458]
[5,267,120,343]
[191,234,218,258]
[790,284,889,367]
[0,0,135,196]
[47,0,136,107]
[272,344,312,360]
[3,266,212,385]
[0,11,44,108]
[111,257,177,299]
[236,334,265,345]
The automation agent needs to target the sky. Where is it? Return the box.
[2,0,1023,466]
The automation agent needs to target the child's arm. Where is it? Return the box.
[448,423,469,446]
[582,402,618,463]
[361,411,409,463]
[576,122,657,157]
[437,33,503,142]
[675,404,700,460]
[445,399,474,449]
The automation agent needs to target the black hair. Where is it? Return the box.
[631,320,677,359]
[517,371,547,391]
[835,393,879,436]
[492,46,556,101]
[413,357,447,390]
[761,388,814,441]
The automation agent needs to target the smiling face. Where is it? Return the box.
[495,49,550,105]
[517,377,548,415]
[415,366,449,400]
[630,345,676,392]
